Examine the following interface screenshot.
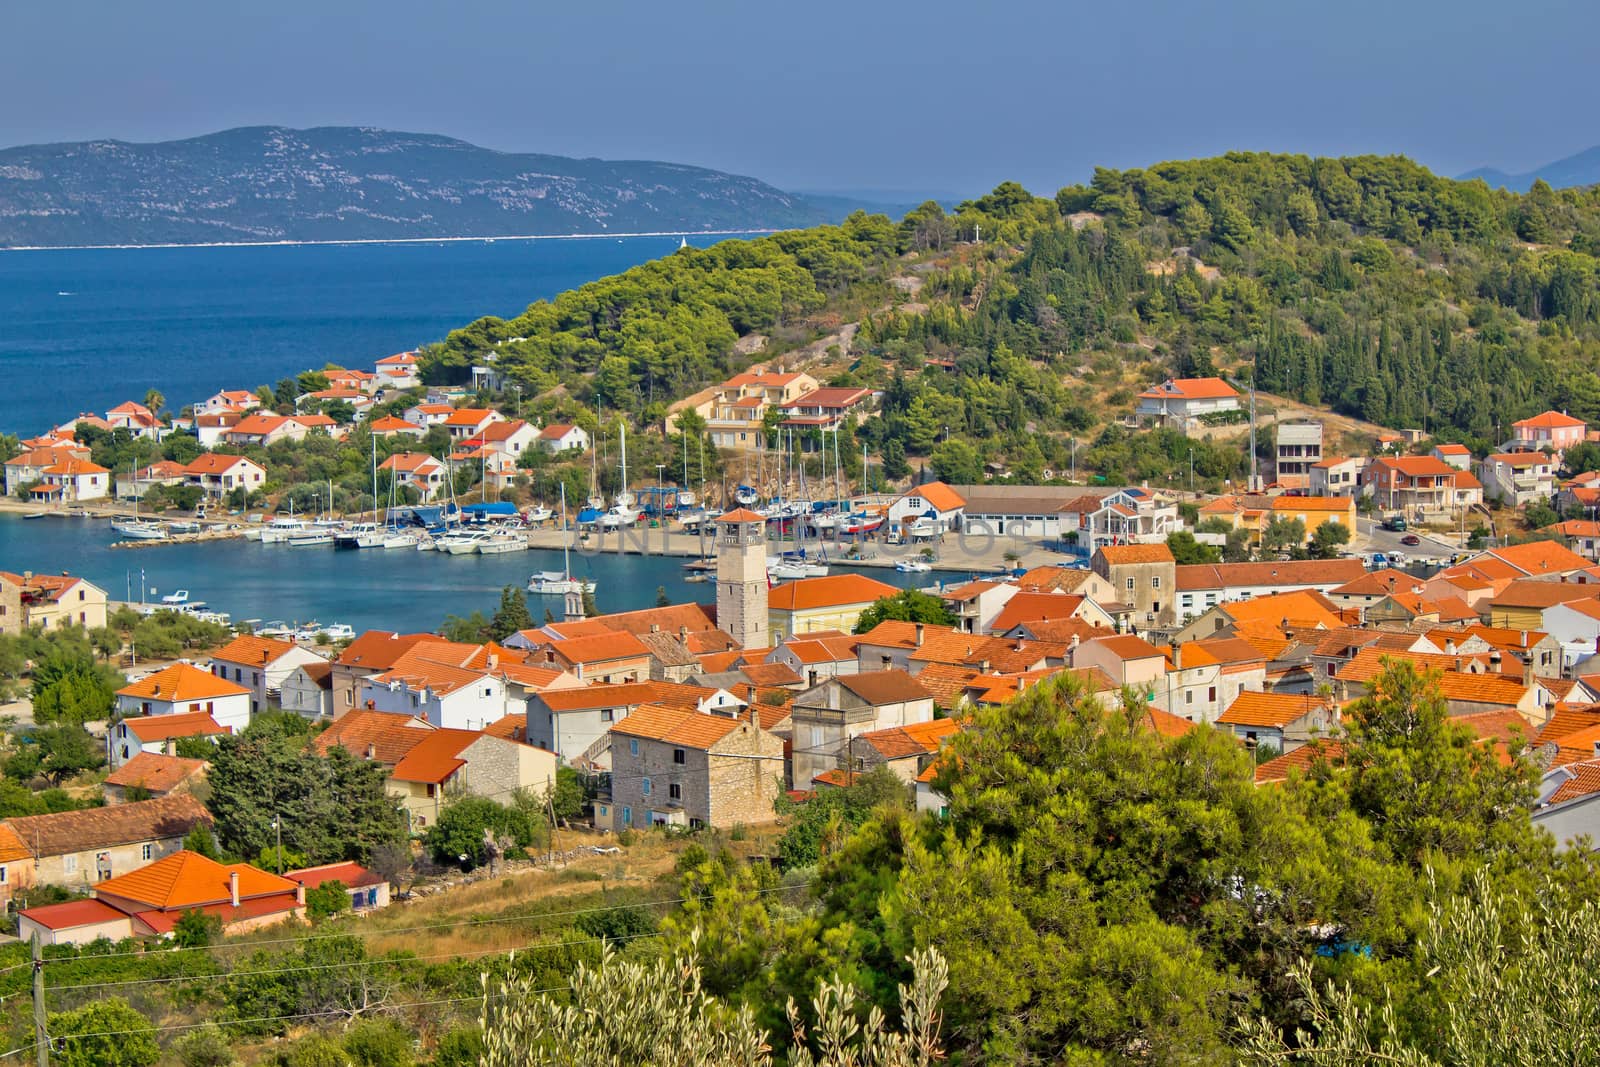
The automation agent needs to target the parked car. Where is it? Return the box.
[1400,533,1421,546]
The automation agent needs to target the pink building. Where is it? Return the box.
[1511,411,1586,454]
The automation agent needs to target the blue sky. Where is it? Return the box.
[3,0,1595,196]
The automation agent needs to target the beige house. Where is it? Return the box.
[675,367,819,448]
[329,631,436,717]
[0,794,213,901]
[607,705,783,830]
[0,571,107,635]
[789,671,936,789]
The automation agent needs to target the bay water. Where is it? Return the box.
[0,239,969,630]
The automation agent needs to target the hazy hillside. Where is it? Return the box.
[1460,144,1600,191]
[0,126,845,246]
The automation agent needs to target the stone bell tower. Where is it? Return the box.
[716,509,768,651]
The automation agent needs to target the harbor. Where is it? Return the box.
[0,508,1010,635]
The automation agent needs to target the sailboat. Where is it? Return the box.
[599,421,640,528]
[336,439,386,548]
[577,408,604,525]
[111,469,168,540]
[528,484,597,595]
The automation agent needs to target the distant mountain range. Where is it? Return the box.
[0,126,865,247]
[1459,144,1600,192]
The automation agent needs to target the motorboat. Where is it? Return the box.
[895,559,933,573]
[676,489,697,508]
[381,530,421,550]
[111,519,168,540]
[438,531,491,555]
[735,484,759,506]
[286,529,335,548]
[295,622,355,643]
[526,570,597,595]
[767,561,807,581]
[160,589,190,606]
[907,519,941,540]
[477,531,529,554]
[677,508,709,531]
[167,520,200,534]
[524,504,554,524]
[260,517,310,544]
[334,522,385,550]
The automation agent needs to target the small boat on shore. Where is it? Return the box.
[167,520,200,534]
[895,559,933,573]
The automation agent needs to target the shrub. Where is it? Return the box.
[343,1018,414,1067]
[275,1036,351,1067]
[306,880,351,921]
[175,1024,236,1067]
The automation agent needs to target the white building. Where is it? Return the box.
[208,635,327,716]
[1134,377,1241,427]
[114,663,252,737]
[536,423,591,453]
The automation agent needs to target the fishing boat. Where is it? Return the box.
[286,529,335,548]
[841,514,884,536]
[111,519,168,540]
[527,486,598,596]
[334,522,385,550]
[21,512,46,521]
[476,530,528,554]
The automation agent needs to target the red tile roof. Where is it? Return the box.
[210,633,303,668]
[118,712,231,742]
[95,850,298,910]
[1137,376,1239,400]
[768,574,900,611]
[19,899,131,931]
[1515,410,1586,429]
[312,709,435,763]
[610,705,748,749]
[3,795,211,857]
[285,861,384,890]
[389,728,481,784]
[104,753,207,794]
[1096,543,1175,565]
[899,481,965,513]
[1218,692,1328,728]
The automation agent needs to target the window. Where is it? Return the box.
[63,855,77,875]
[600,709,613,722]
[1207,686,1216,702]
[426,784,436,798]
[673,748,685,764]
[622,806,633,827]
[642,778,652,797]
[629,739,639,757]
[1125,577,1135,591]
[233,668,242,682]
[1185,690,1193,705]
[1150,576,1161,589]
[0,866,7,884]
[669,782,681,800]
[141,843,152,861]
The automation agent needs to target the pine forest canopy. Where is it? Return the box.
[421,150,1600,481]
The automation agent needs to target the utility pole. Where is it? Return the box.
[32,933,47,1067]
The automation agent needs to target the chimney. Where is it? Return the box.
[679,626,689,641]
[365,743,376,759]
[295,884,306,906]
[487,653,499,671]
[650,623,660,633]
[1524,658,1536,689]
[1490,649,1502,671]
[229,870,240,907]
[914,623,925,647]
[1445,639,1457,655]
[978,659,990,673]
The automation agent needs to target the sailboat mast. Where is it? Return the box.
[560,482,571,579]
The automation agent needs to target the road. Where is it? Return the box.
[1355,517,1460,564]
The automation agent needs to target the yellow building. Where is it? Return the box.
[0,571,107,635]
[768,574,901,643]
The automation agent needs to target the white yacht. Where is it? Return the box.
[286,529,335,548]
[260,517,310,544]
[524,504,553,524]
[598,505,640,529]
[381,529,421,550]
[111,519,168,540]
[526,570,596,595]
[895,559,933,573]
[438,530,491,555]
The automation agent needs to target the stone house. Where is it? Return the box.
[102,753,207,804]
[1091,543,1175,632]
[789,671,936,789]
[0,571,107,635]
[607,706,783,831]
[0,794,212,901]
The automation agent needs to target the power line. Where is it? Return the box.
[49,880,809,965]
[49,927,665,993]
[0,1044,31,1062]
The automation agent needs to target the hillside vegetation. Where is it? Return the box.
[424,152,1600,484]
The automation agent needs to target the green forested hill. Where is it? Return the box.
[424,152,1600,479]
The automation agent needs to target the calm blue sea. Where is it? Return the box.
[0,239,974,628]
[0,236,701,437]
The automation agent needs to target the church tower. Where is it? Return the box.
[716,509,768,651]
